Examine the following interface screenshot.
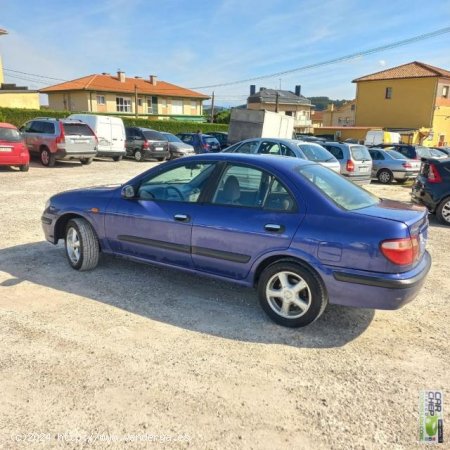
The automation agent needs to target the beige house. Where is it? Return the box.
[322,100,356,127]
[247,85,313,132]
[40,71,209,122]
[0,28,40,109]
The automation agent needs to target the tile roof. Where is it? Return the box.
[40,73,209,99]
[248,89,311,106]
[352,61,450,82]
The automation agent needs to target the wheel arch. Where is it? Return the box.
[54,213,101,248]
[252,253,325,289]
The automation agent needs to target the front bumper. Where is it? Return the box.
[324,251,431,309]
[96,150,126,158]
[41,213,57,244]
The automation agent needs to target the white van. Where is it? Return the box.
[364,130,401,147]
[68,114,126,161]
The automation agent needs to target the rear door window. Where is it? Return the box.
[324,145,343,160]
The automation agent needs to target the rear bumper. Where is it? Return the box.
[55,149,97,160]
[0,155,29,165]
[393,170,419,180]
[324,251,431,309]
[143,149,170,160]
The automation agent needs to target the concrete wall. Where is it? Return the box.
[0,91,40,109]
[355,78,437,128]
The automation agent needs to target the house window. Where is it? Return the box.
[191,100,197,110]
[351,104,355,111]
[116,97,131,112]
[138,98,143,107]
[442,86,449,98]
[147,99,152,113]
[171,99,183,115]
[97,95,106,105]
[385,87,392,99]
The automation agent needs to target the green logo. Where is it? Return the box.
[426,415,438,437]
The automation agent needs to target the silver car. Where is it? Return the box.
[369,148,421,184]
[322,142,372,184]
[160,132,195,159]
[223,138,341,172]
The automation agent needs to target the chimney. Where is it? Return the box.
[149,75,157,86]
[295,85,301,96]
[250,85,256,96]
[117,70,125,82]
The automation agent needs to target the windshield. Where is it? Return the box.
[297,143,335,162]
[205,137,220,145]
[0,127,22,142]
[298,164,379,211]
[143,130,166,141]
[350,145,371,161]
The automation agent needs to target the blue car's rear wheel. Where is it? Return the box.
[258,261,327,327]
[65,218,99,271]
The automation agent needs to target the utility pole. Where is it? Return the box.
[275,92,279,113]
[134,84,138,118]
[210,91,215,123]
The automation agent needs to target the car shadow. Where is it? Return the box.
[0,242,375,349]
[428,214,449,229]
[29,160,82,169]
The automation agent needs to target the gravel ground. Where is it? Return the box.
[0,158,448,449]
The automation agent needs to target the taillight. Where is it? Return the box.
[346,159,354,172]
[380,236,419,265]
[56,123,65,145]
[203,143,209,150]
[402,162,412,169]
[142,141,149,149]
[427,164,442,183]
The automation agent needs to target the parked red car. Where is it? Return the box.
[0,122,29,171]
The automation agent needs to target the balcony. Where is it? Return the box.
[294,117,312,127]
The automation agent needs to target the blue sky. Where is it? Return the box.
[1,0,450,106]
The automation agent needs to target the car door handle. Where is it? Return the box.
[264,223,284,233]
[174,214,190,222]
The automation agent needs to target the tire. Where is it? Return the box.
[157,157,165,162]
[19,164,29,172]
[134,150,144,162]
[257,261,328,327]
[113,155,123,162]
[436,196,450,226]
[40,148,55,167]
[377,169,393,184]
[80,158,93,165]
[65,218,100,271]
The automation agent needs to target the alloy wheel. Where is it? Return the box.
[266,271,312,319]
[66,227,81,264]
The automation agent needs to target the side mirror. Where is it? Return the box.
[121,185,135,199]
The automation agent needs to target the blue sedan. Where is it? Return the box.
[41,154,431,328]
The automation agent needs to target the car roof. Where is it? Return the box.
[177,151,313,170]
[0,122,18,129]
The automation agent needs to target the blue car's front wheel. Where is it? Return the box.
[258,261,328,328]
[65,218,100,271]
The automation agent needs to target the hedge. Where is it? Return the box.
[0,107,228,134]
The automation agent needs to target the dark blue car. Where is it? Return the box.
[41,154,431,328]
[176,133,221,154]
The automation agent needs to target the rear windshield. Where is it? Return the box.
[298,164,379,211]
[205,137,220,145]
[350,145,371,161]
[143,130,166,141]
[297,143,334,162]
[386,150,406,159]
[163,133,182,143]
[416,146,433,157]
[0,127,22,142]
[64,123,95,136]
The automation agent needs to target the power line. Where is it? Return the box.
[190,26,450,89]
